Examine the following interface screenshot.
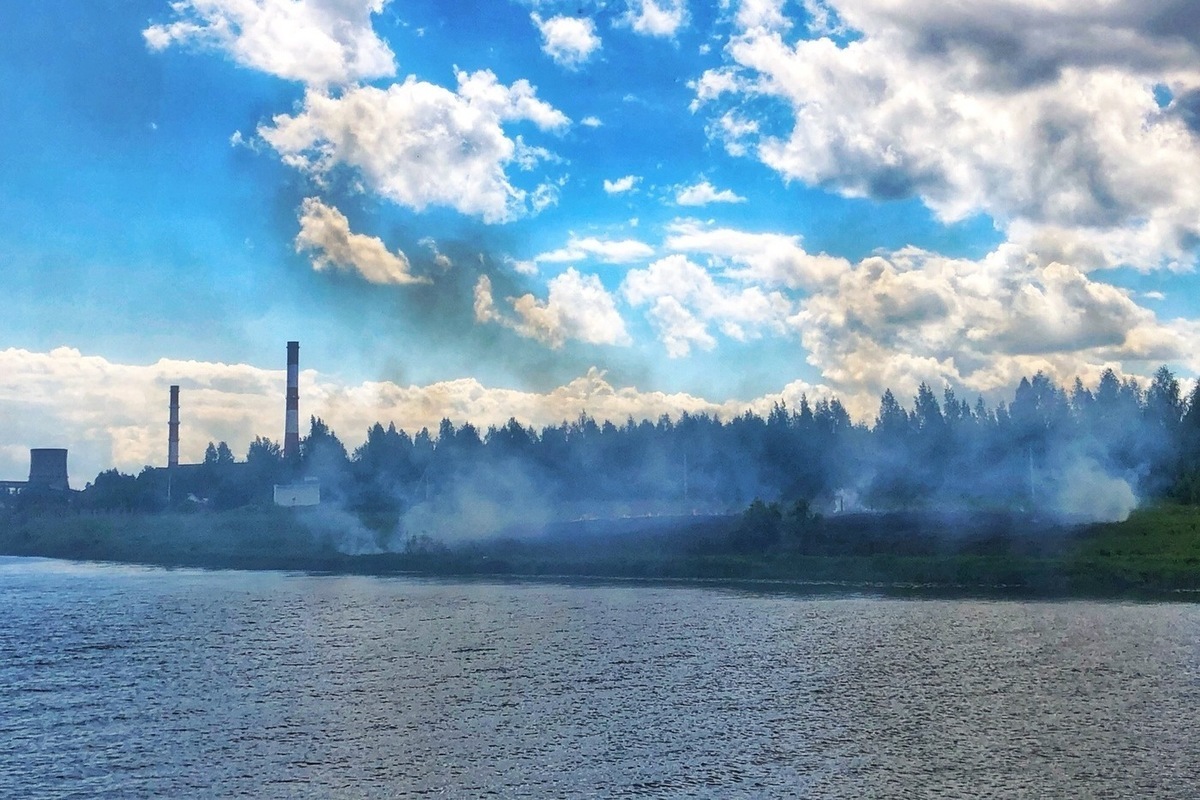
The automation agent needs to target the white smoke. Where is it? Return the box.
[1051,457,1138,524]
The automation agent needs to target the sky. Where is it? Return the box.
[2,0,1200,485]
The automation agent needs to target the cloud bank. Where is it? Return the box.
[0,347,832,486]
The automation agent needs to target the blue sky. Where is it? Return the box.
[2,0,1200,482]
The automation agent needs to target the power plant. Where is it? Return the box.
[2,340,314,507]
[159,342,302,471]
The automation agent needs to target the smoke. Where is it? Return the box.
[395,460,555,544]
[1051,457,1138,523]
[295,504,386,556]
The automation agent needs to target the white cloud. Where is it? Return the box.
[664,219,846,289]
[705,111,758,156]
[532,12,601,68]
[736,0,788,32]
[0,346,832,486]
[512,136,561,171]
[295,198,428,285]
[603,175,641,194]
[630,217,1198,406]
[623,0,687,38]
[622,254,793,356]
[790,242,1200,409]
[454,69,571,132]
[536,235,655,264]
[143,0,395,87]
[474,271,632,348]
[531,179,565,214]
[708,0,1200,270]
[258,71,568,223]
[505,256,539,276]
[674,180,746,206]
[420,238,453,270]
[689,70,747,112]
[581,115,603,127]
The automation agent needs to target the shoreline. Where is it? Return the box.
[3,505,1200,600]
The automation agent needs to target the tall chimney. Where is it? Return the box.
[284,341,300,459]
[168,385,180,469]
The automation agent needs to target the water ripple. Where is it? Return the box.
[1,559,1198,798]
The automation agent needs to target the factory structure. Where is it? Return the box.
[0,448,72,502]
[273,340,320,506]
[2,340,319,509]
[159,340,319,507]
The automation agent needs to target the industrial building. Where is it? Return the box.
[2,340,318,509]
[0,448,72,504]
[156,340,319,507]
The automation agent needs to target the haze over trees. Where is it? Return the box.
[71,366,1200,524]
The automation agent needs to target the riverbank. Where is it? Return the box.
[2,505,1199,598]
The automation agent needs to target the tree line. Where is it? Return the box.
[73,366,1200,517]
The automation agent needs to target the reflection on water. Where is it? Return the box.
[1,556,1198,798]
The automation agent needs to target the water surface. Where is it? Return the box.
[2,556,1198,798]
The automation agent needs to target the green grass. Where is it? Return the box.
[1065,504,1200,591]
[4,504,1200,598]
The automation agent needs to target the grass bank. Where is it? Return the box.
[2,505,1200,598]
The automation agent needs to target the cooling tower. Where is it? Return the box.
[28,448,69,492]
[168,385,180,469]
[284,341,300,459]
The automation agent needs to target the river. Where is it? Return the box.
[2,556,1198,798]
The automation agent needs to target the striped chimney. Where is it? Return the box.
[284,341,300,459]
[168,385,180,469]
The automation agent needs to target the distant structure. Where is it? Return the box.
[284,340,300,460]
[168,385,180,470]
[29,448,70,492]
[274,478,320,507]
[0,448,71,501]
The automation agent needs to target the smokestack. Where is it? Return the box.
[168,385,180,469]
[28,448,69,492]
[285,341,300,459]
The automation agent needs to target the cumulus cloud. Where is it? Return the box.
[674,180,747,206]
[535,235,654,264]
[623,0,687,38]
[259,71,568,223]
[608,216,1199,409]
[603,175,641,194]
[474,270,632,348]
[581,115,603,127]
[532,12,601,68]
[2,347,831,486]
[736,0,789,32]
[791,242,1200,408]
[622,254,793,356]
[703,0,1200,270]
[143,0,395,87]
[294,198,428,285]
[664,219,846,289]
